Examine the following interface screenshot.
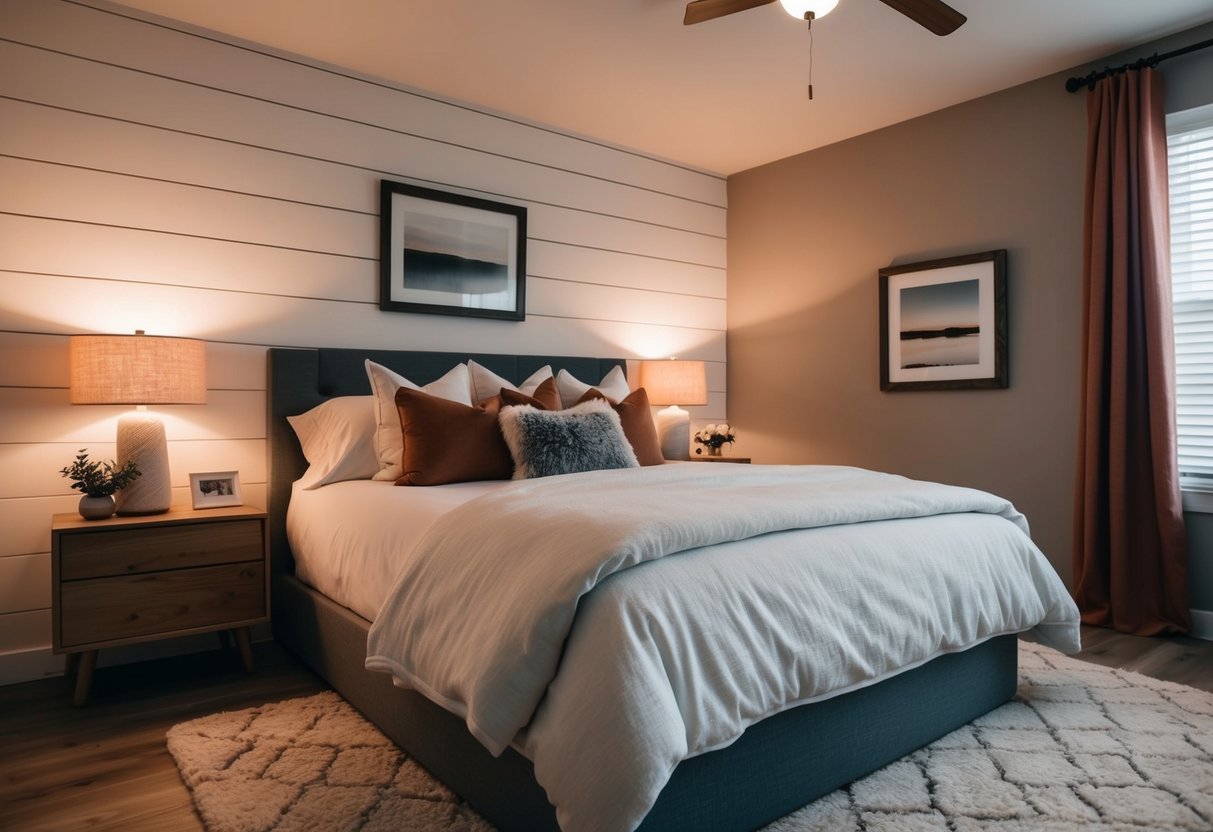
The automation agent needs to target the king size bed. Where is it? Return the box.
[266,346,1080,832]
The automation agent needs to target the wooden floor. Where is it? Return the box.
[0,641,327,832]
[0,626,1210,831]
[1057,624,1213,693]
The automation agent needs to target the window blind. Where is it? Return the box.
[1168,104,1213,483]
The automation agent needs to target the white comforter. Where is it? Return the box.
[365,464,1080,832]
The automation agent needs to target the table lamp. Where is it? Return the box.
[637,359,707,460]
[69,331,207,515]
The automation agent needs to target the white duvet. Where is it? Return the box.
[364,464,1081,832]
[288,478,502,621]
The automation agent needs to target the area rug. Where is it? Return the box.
[167,642,1213,832]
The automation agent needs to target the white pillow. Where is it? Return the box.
[467,360,553,404]
[365,360,472,481]
[556,365,630,408]
[287,396,380,490]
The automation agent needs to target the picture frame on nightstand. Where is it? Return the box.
[189,471,243,509]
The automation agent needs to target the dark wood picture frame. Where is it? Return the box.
[879,250,1008,391]
[379,180,527,321]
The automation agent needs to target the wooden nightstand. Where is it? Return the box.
[690,455,752,464]
[51,505,268,705]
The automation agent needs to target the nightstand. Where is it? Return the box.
[51,505,269,705]
[689,455,752,464]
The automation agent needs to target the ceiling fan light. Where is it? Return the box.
[778,0,839,20]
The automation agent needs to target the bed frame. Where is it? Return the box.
[267,346,1018,832]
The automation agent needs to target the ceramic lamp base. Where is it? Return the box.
[654,405,691,461]
[115,410,171,515]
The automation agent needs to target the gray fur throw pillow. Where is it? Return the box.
[498,399,639,479]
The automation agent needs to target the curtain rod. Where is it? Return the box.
[1065,36,1213,93]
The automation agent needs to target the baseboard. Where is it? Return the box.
[0,624,274,687]
[1191,608,1213,641]
[0,648,67,687]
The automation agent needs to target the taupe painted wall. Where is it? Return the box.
[727,24,1213,612]
[727,72,1085,579]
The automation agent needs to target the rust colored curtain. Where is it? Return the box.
[1073,67,1189,635]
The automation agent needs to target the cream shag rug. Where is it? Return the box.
[167,642,1213,832]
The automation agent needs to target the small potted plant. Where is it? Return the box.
[60,449,141,520]
[693,424,736,457]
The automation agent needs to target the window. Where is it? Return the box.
[1167,103,1213,489]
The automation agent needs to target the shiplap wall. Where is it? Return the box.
[0,0,728,685]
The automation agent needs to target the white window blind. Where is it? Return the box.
[1168,103,1213,484]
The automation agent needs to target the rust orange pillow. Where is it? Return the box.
[393,387,514,486]
[576,387,664,466]
[480,376,563,414]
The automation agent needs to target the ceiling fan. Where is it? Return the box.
[683,0,966,35]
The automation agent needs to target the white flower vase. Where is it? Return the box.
[707,445,723,457]
[78,494,116,521]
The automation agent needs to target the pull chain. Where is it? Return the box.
[805,12,816,100]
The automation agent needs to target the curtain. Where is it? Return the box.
[1073,67,1190,636]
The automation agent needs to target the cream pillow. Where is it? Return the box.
[467,360,553,404]
[287,396,380,489]
[556,365,630,408]
[365,360,472,481]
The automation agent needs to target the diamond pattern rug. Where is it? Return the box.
[167,642,1213,831]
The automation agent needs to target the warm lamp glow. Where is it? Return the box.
[637,359,707,461]
[69,333,207,405]
[779,0,839,20]
[637,359,708,407]
[69,331,207,515]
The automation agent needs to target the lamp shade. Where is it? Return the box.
[637,359,708,407]
[69,332,207,405]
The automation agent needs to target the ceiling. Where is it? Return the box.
[112,0,1213,175]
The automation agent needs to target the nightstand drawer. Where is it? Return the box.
[59,562,266,647]
[60,519,263,580]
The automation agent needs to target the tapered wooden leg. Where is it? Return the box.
[64,652,81,676]
[233,628,254,673]
[73,650,97,707]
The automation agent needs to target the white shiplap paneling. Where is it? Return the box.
[0,0,728,684]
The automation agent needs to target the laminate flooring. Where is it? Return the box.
[0,642,326,832]
[1055,623,1213,692]
[0,626,1209,831]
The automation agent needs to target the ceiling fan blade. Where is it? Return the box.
[876,0,966,35]
[684,0,776,26]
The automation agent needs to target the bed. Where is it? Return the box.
[266,346,1080,832]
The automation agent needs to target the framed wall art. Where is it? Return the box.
[379,179,527,321]
[879,250,1008,391]
[189,471,243,509]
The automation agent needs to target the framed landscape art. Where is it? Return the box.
[379,179,527,320]
[879,250,1008,391]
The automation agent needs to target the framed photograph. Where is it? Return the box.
[189,471,243,509]
[879,250,1008,391]
[379,179,527,321]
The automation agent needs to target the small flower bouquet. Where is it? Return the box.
[693,423,736,456]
